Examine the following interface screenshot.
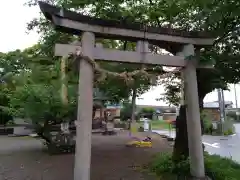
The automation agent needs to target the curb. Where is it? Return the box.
[153,132,175,142]
[7,134,33,138]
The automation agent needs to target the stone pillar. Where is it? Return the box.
[136,41,150,134]
[182,44,205,178]
[74,32,95,180]
[136,41,149,58]
[135,41,148,122]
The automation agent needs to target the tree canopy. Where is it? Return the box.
[25,0,240,105]
[0,0,239,160]
[0,0,239,121]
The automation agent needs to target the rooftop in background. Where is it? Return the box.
[203,101,233,108]
[136,105,176,113]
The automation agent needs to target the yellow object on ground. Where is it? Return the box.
[126,140,152,148]
[130,122,138,133]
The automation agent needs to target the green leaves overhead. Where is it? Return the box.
[5,0,240,109]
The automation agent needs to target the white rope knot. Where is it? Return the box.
[75,48,82,56]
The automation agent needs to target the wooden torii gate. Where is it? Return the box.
[39,2,215,180]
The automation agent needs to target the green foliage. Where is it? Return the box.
[26,0,161,102]
[8,84,77,124]
[0,50,30,125]
[0,87,13,125]
[224,129,234,136]
[7,0,240,154]
[138,107,155,119]
[223,118,235,136]
[0,45,78,129]
[5,120,15,126]
[201,112,235,135]
[150,152,240,180]
[140,107,155,114]
[120,101,132,121]
[25,0,240,106]
[201,112,213,134]
[226,111,240,122]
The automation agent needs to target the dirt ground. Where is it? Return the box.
[0,131,171,180]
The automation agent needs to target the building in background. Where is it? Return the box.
[94,104,122,120]
[204,101,233,108]
[136,105,176,121]
[202,101,233,122]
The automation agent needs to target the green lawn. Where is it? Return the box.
[138,120,174,130]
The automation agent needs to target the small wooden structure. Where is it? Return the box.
[93,88,108,120]
[93,88,116,133]
[39,1,215,179]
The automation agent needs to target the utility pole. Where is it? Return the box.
[221,89,226,117]
[234,84,238,108]
[217,89,225,134]
[234,84,239,121]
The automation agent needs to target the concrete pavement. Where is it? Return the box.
[153,124,240,163]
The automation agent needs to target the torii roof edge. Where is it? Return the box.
[38,1,215,45]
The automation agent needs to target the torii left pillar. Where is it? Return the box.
[74,32,95,180]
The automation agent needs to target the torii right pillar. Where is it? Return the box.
[180,44,205,179]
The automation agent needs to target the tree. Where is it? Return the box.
[0,50,30,125]
[159,0,240,160]
[2,45,78,141]
[26,0,165,127]
[8,83,77,141]
[120,101,132,121]
[24,0,240,161]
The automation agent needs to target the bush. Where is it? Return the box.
[201,111,235,135]
[150,152,240,180]
[226,111,239,122]
[223,118,235,135]
[6,119,15,126]
[201,112,213,134]
[224,128,234,136]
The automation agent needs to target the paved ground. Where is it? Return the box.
[154,124,240,163]
[0,131,171,180]
[202,124,240,162]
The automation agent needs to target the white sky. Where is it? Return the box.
[0,0,39,52]
[1,0,240,107]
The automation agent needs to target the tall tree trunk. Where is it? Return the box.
[129,88,137,135]
[60,56,69,133]
[199,95,205,134]
[131,88,137,122]
[61,56,68,105]
[36,119,51,143]
[173,93,206,162]
[173,105,189,162]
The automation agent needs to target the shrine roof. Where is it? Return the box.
[38,1,214,46]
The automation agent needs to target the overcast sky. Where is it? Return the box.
[1,0,240,107]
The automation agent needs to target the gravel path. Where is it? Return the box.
[0,132,171,180]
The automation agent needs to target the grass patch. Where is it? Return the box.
[149,152,240,180]
[138,120,174,130]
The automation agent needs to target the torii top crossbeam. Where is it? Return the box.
[38,1,214,47]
